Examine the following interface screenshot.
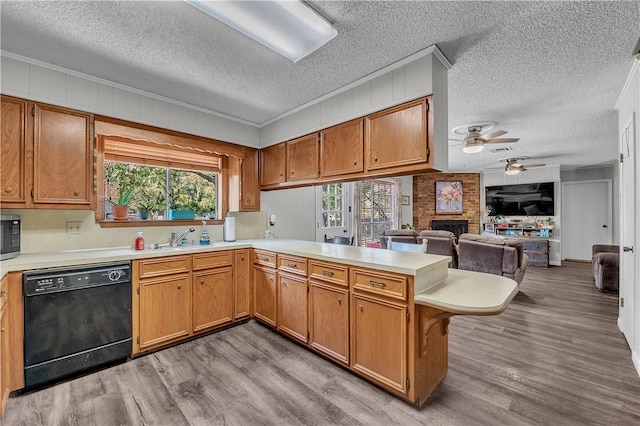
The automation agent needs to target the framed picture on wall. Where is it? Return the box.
[435,181,463,214]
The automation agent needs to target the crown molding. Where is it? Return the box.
[0,50,261,128]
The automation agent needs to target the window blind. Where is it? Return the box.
[103,136,222,172]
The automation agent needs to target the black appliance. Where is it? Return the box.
[0,214,21,260]
[485,182,555,216]
[23,261,132,389]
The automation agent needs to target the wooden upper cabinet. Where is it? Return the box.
[33,104,93,205]
[0,96,28,206]
[286,133,319,182]
[320,119,364,177]
[241,147,260,211]
[260,143,286,186]
[364,98,428,172]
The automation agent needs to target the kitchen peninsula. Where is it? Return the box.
[0,239,517,411]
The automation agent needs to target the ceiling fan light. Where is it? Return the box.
[462,139,484,153]
[505,168,521,175]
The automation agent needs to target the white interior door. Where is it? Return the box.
[315,183,352,242]
[562,180,612,260]
[619,112,636,348]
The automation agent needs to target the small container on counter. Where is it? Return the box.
[135,232,145,250]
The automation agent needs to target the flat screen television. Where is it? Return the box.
[485,182,555,216]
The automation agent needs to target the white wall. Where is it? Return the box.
[0,55,260,147]
[260,187,317,241]
[615,60,640,377]
[260,48,450,172]
[482,166,562,265]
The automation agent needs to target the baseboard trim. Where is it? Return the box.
[549,261,561,266]
[618,317,623,333]
[633,351,640,378]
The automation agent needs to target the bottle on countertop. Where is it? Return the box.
[200,221,210,245]
[135,232,145,251]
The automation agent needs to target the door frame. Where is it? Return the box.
[561,179,612,260]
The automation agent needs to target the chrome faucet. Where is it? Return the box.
[170,226,195,247]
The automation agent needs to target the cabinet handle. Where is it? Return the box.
[74,191,80,196]
[0,328,4,333]
[241,256,245,261]
[373,156,378,162]
[200,279,205,285]
[358,304,363,311]
[178,284,182,289]
[337,297,342,304]
[0,290,6,298]
[322,270,334,277]
[261,257,269,262]
[287,263,297,268]
[4,187,11,193]
[281,281,286,287]
[368,280,387,288]
[353,160,357,166]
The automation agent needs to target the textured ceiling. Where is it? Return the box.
[1,1,639,172]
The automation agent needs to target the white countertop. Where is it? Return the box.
[414,269,518,315]
[1,239,450,277]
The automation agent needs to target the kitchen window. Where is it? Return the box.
[356,179,398,246]
[98,135,221,224]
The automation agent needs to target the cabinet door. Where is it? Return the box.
[253,265,277,327]
[241,147,260,211]
[278,273,308,344]
[0,96,27,205]
[286,133,319,181]
[0,295,7,418]
[260,143,285,186]
[320,119,364,177]
[309,281,348,365]
[193,267,234,333]
[234,249,251,320]
[138,274,191,350]
[364,98,428,171]
[33,103,93,205]
[352,294,407,394]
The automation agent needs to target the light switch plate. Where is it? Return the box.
[66,221,82,234]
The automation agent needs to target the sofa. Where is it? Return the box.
[379,229,458,268]
[592,244,619,292]
[457,233,529,285]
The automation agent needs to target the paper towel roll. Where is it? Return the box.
[224,216,236,242]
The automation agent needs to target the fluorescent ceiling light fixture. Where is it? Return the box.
[185,0,337,62]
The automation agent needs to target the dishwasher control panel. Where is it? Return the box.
[23,262,131,296]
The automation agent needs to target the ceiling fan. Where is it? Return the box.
[502,157,546,175]
[458,126,520,153]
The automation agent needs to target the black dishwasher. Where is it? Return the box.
[23,261,132,389]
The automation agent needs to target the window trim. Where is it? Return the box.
[94,116,244,227]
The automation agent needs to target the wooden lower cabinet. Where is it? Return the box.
[253,265,277,327]
[234,249,251,319]
[192,267,234,333]
[0,275,9,419]
[277,273,308,344]
[309,281,349,365]
[351,293,407,394]
[138,273,191,351]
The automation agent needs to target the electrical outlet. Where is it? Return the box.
[66,221,82,234]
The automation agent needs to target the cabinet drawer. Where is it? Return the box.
[309,261,348,287]
[351,268,406,301]
[278,255,308,276]
[192,251,233,271]
[138,256,190,279]
[524,240,549,253]
[254,250,277,268]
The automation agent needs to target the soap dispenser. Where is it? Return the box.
[200,220,210,245]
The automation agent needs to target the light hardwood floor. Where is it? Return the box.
[4,261,640,425]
